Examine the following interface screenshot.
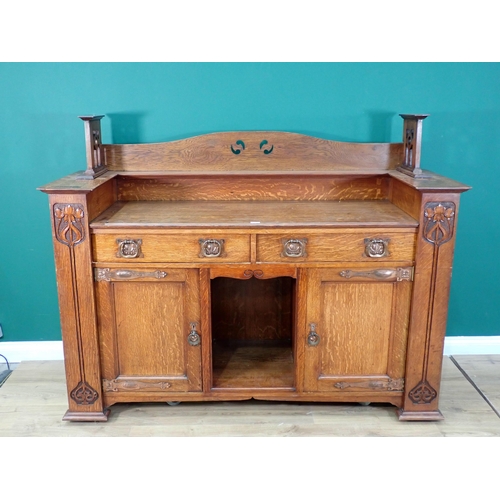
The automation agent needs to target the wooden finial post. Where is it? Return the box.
[78,115,108,179]
[397,114,430,178]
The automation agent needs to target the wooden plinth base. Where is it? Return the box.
[397,409,444,421]
[63,409,111,422]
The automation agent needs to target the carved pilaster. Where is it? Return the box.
[53,203,99,406]
[402,196,459,419]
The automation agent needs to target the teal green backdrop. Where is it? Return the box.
[0,63,498,341]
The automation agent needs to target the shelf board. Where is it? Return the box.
[212,343,295,389]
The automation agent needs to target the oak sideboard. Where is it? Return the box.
[39,114,470,422]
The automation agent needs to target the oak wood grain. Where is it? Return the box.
[39,121,469,421]
[104,132,404,172]
[116,174,391,201]
[256,231,416,263]
[92,232,251,264]
[90,200,419,229]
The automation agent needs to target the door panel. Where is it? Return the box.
[96,268,202,394]
[114,281,187,376]
[320,282,393,375]
[303,267,411,393]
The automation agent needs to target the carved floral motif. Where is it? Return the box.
[53,204,85,247]
[423,202,456,246]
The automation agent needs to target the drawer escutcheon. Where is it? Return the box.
[363,238,390,258]
[199,238,226,258]
[281,238,308,258]
[116,239,143,259]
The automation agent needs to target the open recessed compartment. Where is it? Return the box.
[211,275,296,390]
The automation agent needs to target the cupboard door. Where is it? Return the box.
[303,267,412,393]
[96,268,202,394]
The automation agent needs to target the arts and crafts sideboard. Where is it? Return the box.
[38,114,470,422]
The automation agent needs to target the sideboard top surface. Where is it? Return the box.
[90,200,419,229]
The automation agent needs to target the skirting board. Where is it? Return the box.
[1,337,500,363]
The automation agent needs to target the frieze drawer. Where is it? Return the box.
[92,233,251,263]
[256,232,417,263]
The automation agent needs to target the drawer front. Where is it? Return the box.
[92,233,250,263]
[256,232,416,263]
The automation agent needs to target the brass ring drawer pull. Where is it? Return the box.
[281,238,308,258]
[199,238,226,258]
[116,239,143,259]
[363,238,390,258]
